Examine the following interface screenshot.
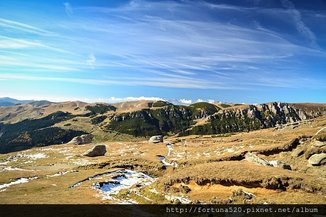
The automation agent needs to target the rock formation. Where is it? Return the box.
[308,153,326,166]
[149,135,163,143]
[83,145,106,157]
[68,134,93,145]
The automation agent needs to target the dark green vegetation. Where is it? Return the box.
[91,115,107,124]
[108,103,221,137]
[86,104,116,115]
[108,102,324,137]
[189,102,219,118]
[150,100,173,107]
[180,113,263,136]
[108,106,194,137]
[0,112,85,153]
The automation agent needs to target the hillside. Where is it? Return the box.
[0,99,325,154]
[0,113,325,204]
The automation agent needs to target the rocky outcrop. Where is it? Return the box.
[269,160,291,170]
[83,145,106,157]
[291,148,305,157]
[308,153,326,166]
[304,146,326,159]
[149,135,163,143]
[107,102,326,137]
[245,152,271,166]
[68,134,93,145]
[313,141,325,148]
[245,152,291,170]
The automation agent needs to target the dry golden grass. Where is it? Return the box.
[0,114,325,204]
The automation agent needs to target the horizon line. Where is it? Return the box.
[0,96,325,105]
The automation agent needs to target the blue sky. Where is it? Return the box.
[0,0,325,104]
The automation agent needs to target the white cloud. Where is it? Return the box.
[1,0,325,92]
[280,0,318,48]
[106,96,164,103]
[86,52,96,68]
[0,18,53,35]
[64,2,74,16]
[0,39,39,49]
[178,99,192,104]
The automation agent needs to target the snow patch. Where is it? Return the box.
[1,166,32,172]
[165,195,191,204]
[94,169,156,201]
[73,159,91,166]
[25,153,47,160]
[0,177,38,190]
[47,170,75,178]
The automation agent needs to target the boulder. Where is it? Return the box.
[149,135,163,143]
[304,147,325,159]
[68,134,93,145]
[269,160,291,170]
[308,153,326,166]
[83,145,106,157]
[245,152,271,166]
[291,148,305,157]
[179,185,191,194]
[245,153,291,170]
[313,141,325,148]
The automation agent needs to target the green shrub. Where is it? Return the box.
[152,101,172,107]
[86,104,116,114]
[91,115,107,124]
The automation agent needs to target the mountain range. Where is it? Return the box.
[0,98,325,153]
[0,97,34,106]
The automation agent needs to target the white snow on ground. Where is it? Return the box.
[0,177,38,190]
[73,159,91,166]
[0,161,9,165]
[157,156,178,167]
[0,166,32,172]
[24,153,47,160]
[46,170,74,178]
[4,153,48,162]
[94,170,156,204]
[165,195,192,204]
[96,170,155,198]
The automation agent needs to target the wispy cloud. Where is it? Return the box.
[0,0,325,97]
[0,18,53,36]
[178,99,192,104]
[0,38,40,49]
[64,2,74,17]
[86,52,96,68]
[280,0,318,48]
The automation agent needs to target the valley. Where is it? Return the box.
[0,99,325,204]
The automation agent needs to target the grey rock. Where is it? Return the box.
[179,185,191,194]
[313,141,325,148]
[232,189,255,200]
[83,145,106,157]
[245,152,271,166]
[245,153,292,170]
[149,135,163,143]
[269,160,291,170]
[291,148,305,157]
[308,153,326,166]
[68,134,93,145]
